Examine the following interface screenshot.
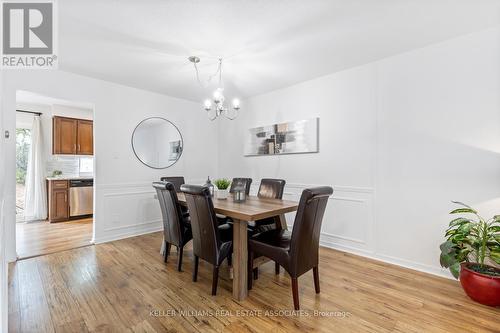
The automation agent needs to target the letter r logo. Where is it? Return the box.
[3,2,53,54]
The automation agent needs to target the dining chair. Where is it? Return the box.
[248,186,333,310]
[160,176,185,192]
[153,181,192,271]
[160,176,188,215]
[249,178,286,278]
[250,178,286,233]
[217,177,253,225]
[229,178,252,195]
[180,184,233,295]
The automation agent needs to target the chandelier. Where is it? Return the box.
[189,56,240,121]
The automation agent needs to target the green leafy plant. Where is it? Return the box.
[440,201,500,278]
[214,178,231,190]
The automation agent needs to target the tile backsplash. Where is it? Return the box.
[47,156,93,177]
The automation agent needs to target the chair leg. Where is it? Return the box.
[291,277,300,310]
[275,262,280,275]
[192,256,199,282]
[248,251,254,290]
[177,246,184,272]
[313,266,320,294]
[164,241,170,263]
[253,267,259,280]
[212,266,219,295]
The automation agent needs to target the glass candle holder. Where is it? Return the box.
[233,188,246,202]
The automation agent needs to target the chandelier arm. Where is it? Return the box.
[207,111,218,121]
[224,109,238,121]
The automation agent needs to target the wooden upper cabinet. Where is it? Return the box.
[53,116,93,155]
[53,117,77,154]
[77,120,93,155]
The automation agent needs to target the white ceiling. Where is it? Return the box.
[16,90,94,110]
[60,0,500,102]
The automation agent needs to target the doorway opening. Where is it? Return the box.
[15,90,95,259]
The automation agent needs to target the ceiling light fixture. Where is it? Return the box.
[189,56,240,121]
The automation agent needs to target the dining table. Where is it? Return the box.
[176,192,299,301]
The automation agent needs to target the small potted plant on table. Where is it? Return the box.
[214,178,231,200]
[440,201,500,307]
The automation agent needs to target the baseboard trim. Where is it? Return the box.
[94,224,163,245]
[319,238,453,280]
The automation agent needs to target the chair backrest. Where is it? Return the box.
[258,178,286,199]
[153,181,186,247]
[160,176,185,192]
[229,178,252,195]
[289,186,333,276]
[180,184,221,265]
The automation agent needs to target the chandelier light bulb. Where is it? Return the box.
[232,98,240,110]
[213,88,224,104]
[204,99,212,111]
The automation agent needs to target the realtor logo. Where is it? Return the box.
[1,1,57,68]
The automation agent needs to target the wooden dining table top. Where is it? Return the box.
[176,192,299,221]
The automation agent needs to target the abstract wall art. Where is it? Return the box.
[244,118,319,156]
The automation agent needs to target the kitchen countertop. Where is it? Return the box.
[46,176,94,181]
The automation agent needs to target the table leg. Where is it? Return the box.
[278,214,288,230]
[232,219,248,301]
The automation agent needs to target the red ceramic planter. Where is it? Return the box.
[460,263,500,307]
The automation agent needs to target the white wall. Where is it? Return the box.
[1,70,218,261]
[0,70,7,333]
[218,27,500,278]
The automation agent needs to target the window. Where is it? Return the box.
[79,157,93,174]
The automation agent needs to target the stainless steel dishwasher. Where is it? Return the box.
[69,179,93,217]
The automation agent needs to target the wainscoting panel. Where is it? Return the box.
[93,180,205,244]
[93,182,161,244]
[250,183,376,254]
[94,181,376,256]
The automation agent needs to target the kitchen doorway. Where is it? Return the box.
[15,91,95,259]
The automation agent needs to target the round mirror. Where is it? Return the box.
[131,117,183,169]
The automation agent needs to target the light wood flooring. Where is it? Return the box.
[8,231,500,333]
[16,218,93,259]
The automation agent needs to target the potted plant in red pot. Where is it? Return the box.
[440,201,500,307]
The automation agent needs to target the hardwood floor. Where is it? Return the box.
[16,218,93,259]
[8,231,500,332]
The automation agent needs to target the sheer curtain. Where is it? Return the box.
[24,115,47,221]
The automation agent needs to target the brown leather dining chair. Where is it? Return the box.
[250,178,286,277]
[218,177,253,225]
[153,181,192,271]
[248,186,333,310]
[160,176,188,215]
[180,184,233,295]
[160,176,185,192]
[250,178,286,234]
[229,177,252,195]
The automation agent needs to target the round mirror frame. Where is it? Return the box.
[131,117,184,169]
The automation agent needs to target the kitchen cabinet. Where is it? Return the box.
[77,119,93,155]
[47,180,69,222]
[52,116,93,155]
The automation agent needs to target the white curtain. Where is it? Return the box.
[24,116,47,221]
